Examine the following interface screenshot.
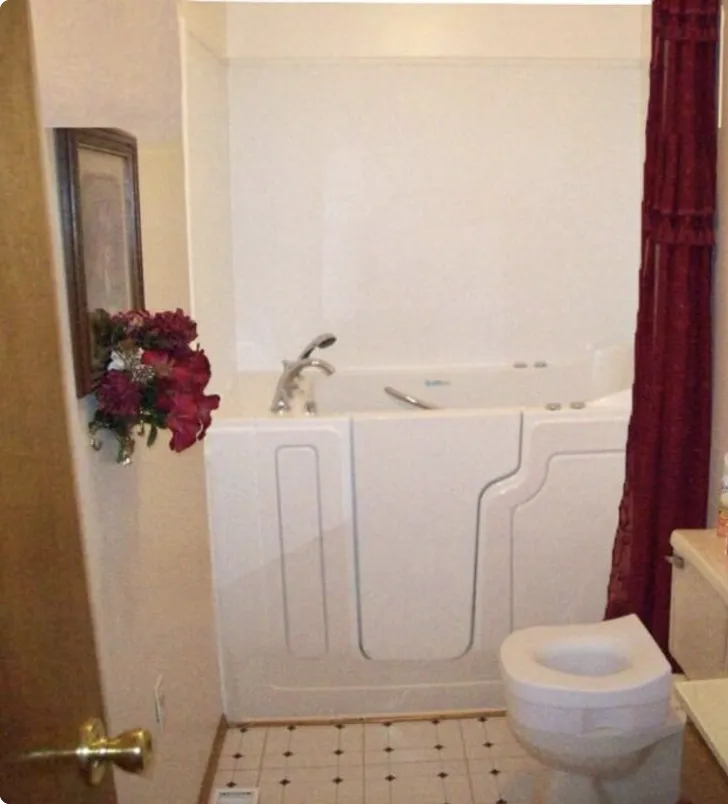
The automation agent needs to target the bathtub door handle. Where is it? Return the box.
[665,554,685,570]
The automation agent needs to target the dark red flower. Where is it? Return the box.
[111,310,150,330]
[166,393,201,452]
[196,392,220,436]
[147,309,197,349]
[96,371,141,417]
[170,349,211,390]
[163,389,221,452]
[109,310,151,345]
[90,307,219,457]
[167,414,200,452]
[141,349,174,378]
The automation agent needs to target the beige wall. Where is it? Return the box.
[30,2,221,803]
[709,39,728,520]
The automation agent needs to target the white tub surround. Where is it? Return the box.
[206,355,630,719]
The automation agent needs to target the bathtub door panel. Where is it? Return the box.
[353,411,521,662]
[274,446,329,658]
[206,420,356,717]
[512,449,625,629]
[253,424,354,661]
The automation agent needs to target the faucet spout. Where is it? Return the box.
[270,358,336,414]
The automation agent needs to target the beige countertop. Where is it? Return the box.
[675,677,728,776]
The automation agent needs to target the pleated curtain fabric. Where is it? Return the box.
[604,0,720,655]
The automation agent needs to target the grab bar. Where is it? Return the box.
[384,386,440,410]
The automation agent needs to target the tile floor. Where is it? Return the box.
[210,715,545,803]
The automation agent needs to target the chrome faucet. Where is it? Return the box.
[270,357,336,414]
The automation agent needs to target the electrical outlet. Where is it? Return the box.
[153,674,166,730]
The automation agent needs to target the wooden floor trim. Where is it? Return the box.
[197,714,228,804]
[231,708,506,729]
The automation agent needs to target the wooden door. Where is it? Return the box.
[0,1,117,801]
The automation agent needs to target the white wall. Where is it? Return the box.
[29,2,222,803]
[224,5,648,371]
[224,5,648,61]
[182,4,236,394]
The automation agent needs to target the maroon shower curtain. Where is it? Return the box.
[604,0,719,654]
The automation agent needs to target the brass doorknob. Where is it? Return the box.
[11,718,153,786]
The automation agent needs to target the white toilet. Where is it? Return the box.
[499,614,685,804]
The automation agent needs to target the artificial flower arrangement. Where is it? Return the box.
[88,308,220,464]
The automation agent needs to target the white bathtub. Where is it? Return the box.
[205,347,632,719]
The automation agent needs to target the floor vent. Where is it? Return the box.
[212,789,259,804]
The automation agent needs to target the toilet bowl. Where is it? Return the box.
[499,615,684,804]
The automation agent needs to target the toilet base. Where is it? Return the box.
[509,706,685,804]
[539,770,607,804]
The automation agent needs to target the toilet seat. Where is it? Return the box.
[499,615,671,710]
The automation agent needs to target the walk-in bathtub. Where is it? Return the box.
[205,347,632,719]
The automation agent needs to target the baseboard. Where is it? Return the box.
[231,707,507,729]
[198,714,228,804]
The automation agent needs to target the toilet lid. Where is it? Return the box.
[499,615,672,709]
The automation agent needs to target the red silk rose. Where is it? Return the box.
[96,371,141,417]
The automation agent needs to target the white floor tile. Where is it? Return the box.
[469,772,502,803]
[221,727,267,772]
[363,722,394,752]
[259,776,364,804]
[257,784,286,804]
[290,726,339,753]
[365,759,469,780]
[240,727,268,755]
[364,779,392,804]
[211,769,236,788]
[260,764,363,785]
[263,749,338,769]
[336,791,367,804]
[494,768,544,804]
[218,754,239,770]
[366,774,468,804]
[441,775,475,804]
[365,746,462,765]
[264,726,297,756]
[337,723,365,753]
[233,770,261,786]
[366,720,450,752]
[221,729,244,757]
[212,717,541,804]
[483,718,528,759]
[459,717,492,760]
